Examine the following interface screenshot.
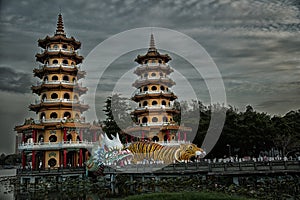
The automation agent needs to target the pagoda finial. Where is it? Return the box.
[148,33,156,52]
[56,13,65,35]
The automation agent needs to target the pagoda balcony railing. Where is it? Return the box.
[137,63,170,68]
[136,122,172,127]
[133,90,173,97]
[18,140,95,150]
[34,98,84,104]
[33,118,85,124]
[138,76,172,81]
[37,80,77,86]
[42,48,78,54]
[38,64,81,69]
[135,106,173,110]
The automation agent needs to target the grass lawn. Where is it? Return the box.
[123,191,252,200]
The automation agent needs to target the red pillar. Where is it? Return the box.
[141,131,144,141]
[32,150,36,170]
[166,130,170,141]
[131,135,134,142]
[63,150,67,168]
[184,132,187,142]
[93,131,97,142]
[22,133,25,143]
[125,135,128,143]
[80,129,83,141]
[22,151,26,169]
[32,129,37,143]
[178,131,181,141]
[79,149,83,167]
[63,128,67,142]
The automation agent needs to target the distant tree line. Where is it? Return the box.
[101,94,300,159]
[0,153,21,166]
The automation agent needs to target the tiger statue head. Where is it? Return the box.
[175,143,206,162]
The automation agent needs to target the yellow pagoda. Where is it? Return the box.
[125,34,191,142]
[14,14,101,174]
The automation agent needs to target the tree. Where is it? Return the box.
[102,94,132,142]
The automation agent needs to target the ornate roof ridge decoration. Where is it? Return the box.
[56,13,65,36]
[37,14,81,50]
[135,34,172,64]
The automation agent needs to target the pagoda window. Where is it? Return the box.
[75,113,80,119]
[63,112,71,118]
[152,117,158,123]
[40,112,46,120]
[67,134,72,141]
[51,93,58,99]
[63,75,69,81]
[144,73,148,78]
[144,60,148,64]
[151,86,157,91]
[158,60,162,64]
[72,77,76,82]
[43,76,48,82]
[143,101,148,106]
[139,103,141,107]
[52,75,58,81]
[62,60,68,65]
[62,44,67,50]
[168,102,171,106]
[49,135,57,142]
[48,158,57,167]
[63,93,70,99]
[163,116,168,122]
[74,95,79,100]
[53,44,58,49]
[52,60,58,64]
[41,94,47,101]
[170,118,173,121]
[142,117,148,124]
[152,101,158,106]
[160,86,165,91]
[71,62,75,66]
[151,72,156,77]
[38,135,44,143]
[76,135,81,141]
[152,136,159,142]
[143,86,148,92]
[50,112,58,119]
[162,100,166,106]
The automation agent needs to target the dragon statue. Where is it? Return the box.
[86,133,206,176]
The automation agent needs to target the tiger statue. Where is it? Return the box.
[127,141,206,164]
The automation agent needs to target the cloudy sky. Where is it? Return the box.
[0,0,299,154]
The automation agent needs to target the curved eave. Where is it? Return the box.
[135,51,172,64]
[31,84,88,95]
[55,122,91,129]
[29,103,89,113]
[132,92,177,101]
[124,124,189,133]
[131,108,180,115]
[35,51,83,64]
[132,79,176,88]
[38,35,81,50]
[134,66,174,75]
[33,67,86,79]
[14,124,45,132]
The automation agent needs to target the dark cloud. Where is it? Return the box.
[0,67,33,93]
[0,0,300,153]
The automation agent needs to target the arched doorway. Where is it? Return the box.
[152,136,159,142]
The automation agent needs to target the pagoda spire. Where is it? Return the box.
[148,33,157,52]
[55,13,65,35]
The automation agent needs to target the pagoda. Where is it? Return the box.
[126,34,191,142]
[14,14,101,173]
